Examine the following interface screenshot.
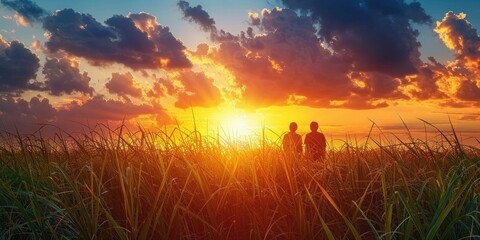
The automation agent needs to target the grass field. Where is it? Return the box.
[0,122,479,239]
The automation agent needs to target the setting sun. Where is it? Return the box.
[223,115,252,138]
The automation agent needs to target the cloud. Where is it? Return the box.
[43,9,192,70]
[0,96,56,121]
[56,95,174,130]
[408,62,447,100]
[434,12,480,105]
[145,70,222,109]
[279,0,432,77]
[459,114,480,121]
[179,3,429,109]
[350,72,408,100]
[150,101,174,125]
[435,12,480,60]
[0,95,174,134]
[248,12,260,26]
[174,70,223,109]
[177,1,216,32]
[106,72,142,98]
[439,100,471,108]
[0,96,56,133]
[0,35,41,93]
[3,13,32,27]
[57,96,156,122]
[204,8,357,108]
[1,0,47,25]
[189,4,480,110]
[147,75,175,98]
[177,1,236,42]
[456,80,480,101]
[42,57,94,96]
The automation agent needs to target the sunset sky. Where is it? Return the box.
[1,0,480,141]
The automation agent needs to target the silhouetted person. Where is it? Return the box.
[305,121,326,161]
[282,122,302,156]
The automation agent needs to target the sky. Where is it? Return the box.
[0,0,480,143]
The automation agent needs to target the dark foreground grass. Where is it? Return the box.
[0,123,479,239]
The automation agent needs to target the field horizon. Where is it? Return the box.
[0,120,478,239]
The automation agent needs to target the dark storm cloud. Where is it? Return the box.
[177,0,216,32]
[43,9,191,70]
[1,0,47,24]
[42,58,94,96]
[106,72,142,98]
[0,36,41,93]
[280,0,431,77]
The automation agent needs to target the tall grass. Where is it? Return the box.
[0,121,478,239]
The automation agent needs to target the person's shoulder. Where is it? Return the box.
[312,132,324,139]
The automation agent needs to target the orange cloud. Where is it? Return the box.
[431,12,480,107]
[173,70,223,109]
[435,12,480,59]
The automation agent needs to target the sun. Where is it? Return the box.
[216,111,258,139]
[222,115,252,139]
[228,117,250,137]
[208,106,268,141]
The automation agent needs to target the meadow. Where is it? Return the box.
[0,121,479,240]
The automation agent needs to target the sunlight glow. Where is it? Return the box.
[223,114,253,138]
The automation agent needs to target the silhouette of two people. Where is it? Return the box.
[283,121,326,161]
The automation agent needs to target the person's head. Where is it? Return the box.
[289,122,298,132]
[310,121,319,132]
